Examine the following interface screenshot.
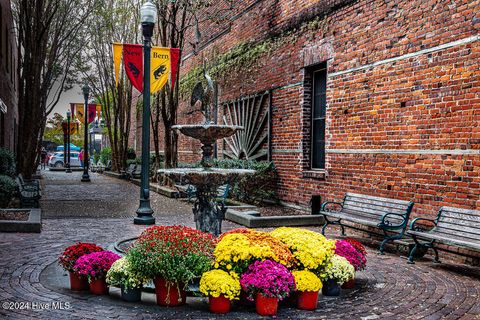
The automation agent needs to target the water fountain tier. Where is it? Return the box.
[158,124,254,236]
[172,124,243,168]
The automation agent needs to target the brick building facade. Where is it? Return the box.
[132,0,480,219]
[0,0,18,152]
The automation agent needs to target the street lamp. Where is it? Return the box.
[65,110,72,173]
[134,0,157,225]
[81,83,91,182]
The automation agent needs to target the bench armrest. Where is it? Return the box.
[409,218,437,232]
[321,201,343,212]
[378,212,408,229]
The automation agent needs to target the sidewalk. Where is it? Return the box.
[0,170,478,319]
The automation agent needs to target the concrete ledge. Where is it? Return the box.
[0,208,42,233]
[226,208,324,228]
[103,171,124,179]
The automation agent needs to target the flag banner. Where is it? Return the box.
[123,44,143,92]
[70,103,76,119]
[75,103,99,124]
[69,123,78,135]
[88,104,97,124]
[151,47,171,94]
[96,104,102,119]
[113,43,123,86]
[76,107,85,124]
[170,48,180,90]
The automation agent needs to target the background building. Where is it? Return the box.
[0,0,18,152]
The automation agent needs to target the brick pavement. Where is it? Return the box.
[0,170,478,319]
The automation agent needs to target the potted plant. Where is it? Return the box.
[270,227,336,275]
[335,239,367,289]
[106,257,149,302]
[240,260,295,316]
[128,225,215,306]
[199,269,240,314]
[292,270,323,310]
[74,251,120,295]
[321,255,355,296]
[58,242,104,291]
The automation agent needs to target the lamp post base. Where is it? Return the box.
[81,173,90,182]
[134,202,155,225]
[65,168,72,173]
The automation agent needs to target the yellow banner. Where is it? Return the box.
[151,47,170,94]
[76,104,85,124]
[113,43,123,86]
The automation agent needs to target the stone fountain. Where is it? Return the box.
[158,70,254,236]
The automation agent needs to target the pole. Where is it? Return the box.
[134,23,155,225]
[66,113,72,173]
[81,90,90,182]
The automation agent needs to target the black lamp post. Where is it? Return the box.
[65,110,72,173]
[134,0,156,225]
[81,83,91,182]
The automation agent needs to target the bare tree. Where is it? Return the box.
[80,0,141,172]
[13,0,94,177]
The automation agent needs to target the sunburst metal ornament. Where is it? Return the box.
[221,91,270,160]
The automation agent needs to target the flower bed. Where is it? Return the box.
[59,226,368,314]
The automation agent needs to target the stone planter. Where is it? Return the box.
[0,208,41,233]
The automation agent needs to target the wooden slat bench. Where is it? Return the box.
[407,206,480,264]
[320,192,414,254]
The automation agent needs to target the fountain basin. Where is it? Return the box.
[172,124,244,143]
[158,168,254,187]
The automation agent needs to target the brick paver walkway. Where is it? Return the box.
[0,170,479,319]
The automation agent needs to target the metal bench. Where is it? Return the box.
[321,192,414,254]
[407,206,480,264]
[16,176,41,208]
[125,164,137,180]
[132,165,142,179]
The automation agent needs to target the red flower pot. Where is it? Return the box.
[89,277,108,295]
[297,291,319,310]
[341,278,355,289]
[209,295,231,314]
[69,272,89,291]
[255,293,278,316]
[153,277,187,306]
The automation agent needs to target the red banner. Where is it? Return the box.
[88,104,97,124]
[170,48,180,90]
[123,44,143,92]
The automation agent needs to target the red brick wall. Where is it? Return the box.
[145,0,480,220]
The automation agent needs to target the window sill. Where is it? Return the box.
[302,170,327,180]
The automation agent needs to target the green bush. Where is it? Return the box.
[0,148,16,177]
[0,175,16,207]
[99,147,112,164]
[214,159,278,204]
[127,148,136,160]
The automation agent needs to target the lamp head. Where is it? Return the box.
[82,83,90,99]
[140,1,157,24]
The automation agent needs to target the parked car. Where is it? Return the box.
[48,151,81,168]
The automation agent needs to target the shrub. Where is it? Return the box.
[106,257,150,290]
[213,159,278,204]
[99,147,112,164]
[128,226,216,284]
[240,259,295,301]
[74,251,121,281]
[127,147,136,160]
[58,242,104,272]
[199,269,241,300]
[0,148,16,177]
[0,175,16,207]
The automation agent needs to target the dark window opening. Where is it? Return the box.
[311,64,327,169]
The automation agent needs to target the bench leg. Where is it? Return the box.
[407,243,419,264]
[340,223,346,237]
[432,245,441,264]
[321,220,329,235]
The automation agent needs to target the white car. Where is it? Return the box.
[48,151,81,168]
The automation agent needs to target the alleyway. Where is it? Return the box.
[0,171,479,319]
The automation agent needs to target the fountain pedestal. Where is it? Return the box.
[157,167,254,236]
[158,124,254,236]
